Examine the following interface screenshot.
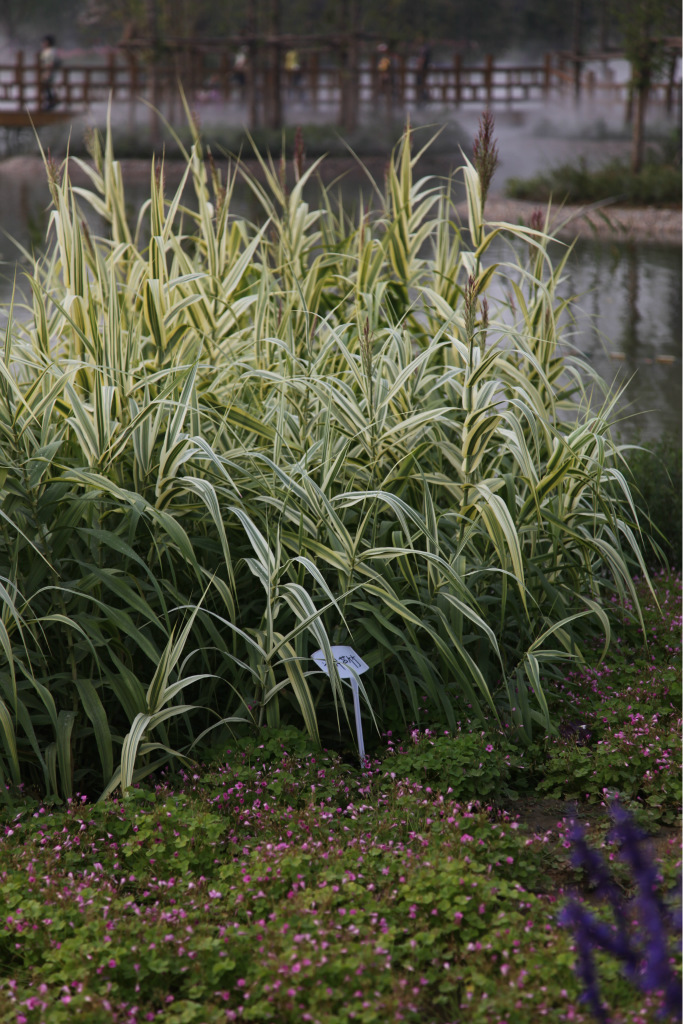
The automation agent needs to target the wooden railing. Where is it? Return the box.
[0,48,679,129]
[0,51,139,111]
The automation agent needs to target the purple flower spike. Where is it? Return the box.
[561,808,682,1022]
[560,903,610,1023]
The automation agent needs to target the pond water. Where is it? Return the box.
[555,239,681,443]
[485,234,682,443]
[0,156,680,443]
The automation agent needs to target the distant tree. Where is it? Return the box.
[5,0,602,59]
[0,0,16,42]
[0,0,82,46]
[77,0,237,44]
[616,0,679,173]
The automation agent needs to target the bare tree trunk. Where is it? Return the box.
[630,81,648,174]
[246,0,259,129]
[598,0,610,52]
[624,81,634,125]
[146,0,162,147]
[622,244,640,359]
[1,0,16,42]
[665,51,677,115]
[572,0,583,105]
[339,0,359,133]
[266,0,281,130]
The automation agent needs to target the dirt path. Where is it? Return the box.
[469,194,682,246]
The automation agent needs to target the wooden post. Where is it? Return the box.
[665,51,676,115]
[397,52,406,105]
[187,45,194,98]
[624,79,633,125]
[108,49,116,96]
[35,53,42,110]
[599,0,610,52]
[349,30,360,131]
[309,50,319,111]
[484,53,493,107]
[128,51,138,132]
[130,51,139,100]
[556,52,564,96]
[630,81,648,174]
[146,0,162,146]
[193,46,202,99]
[337,2,348,130]
[454,52,461,107]
[246,0,259,129]
[15,50,24,109]
[247,40,258,128]
[543,52,551,98]
[181,49,188,115]
[220,52,230,100]
[170,49,179,123]
[339,0,359,132]
[336,42,345,127]
[572,0,583,105]
[265,0,282,130]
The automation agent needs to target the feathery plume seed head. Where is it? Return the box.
[293,126,305,182]
[472,110,499,208]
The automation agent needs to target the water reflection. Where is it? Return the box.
[560,239,681,442]
[0,161,52,272]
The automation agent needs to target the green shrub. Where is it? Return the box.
[506,155,682,206]
[0,748,678,1024]
[537,729,682,824]
[621,434,682,569]
[379,730,530,801]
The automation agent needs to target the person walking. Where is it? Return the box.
[415,42,432,105]
[284,48,302,94]
[39,34,60,110]
[376,42,394,114]
[233,47,249,101]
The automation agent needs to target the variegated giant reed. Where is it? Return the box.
[0,115,652,801]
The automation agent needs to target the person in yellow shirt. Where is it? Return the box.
[285,48,302,92]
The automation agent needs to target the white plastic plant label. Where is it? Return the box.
[310,646,369,679]
[311,646,369,764]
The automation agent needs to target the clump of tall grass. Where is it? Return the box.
[0,116,652,800]
[506,153,682,206]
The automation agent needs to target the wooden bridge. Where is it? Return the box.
[0,43,679,137]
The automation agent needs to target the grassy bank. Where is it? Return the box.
[0,573,680,1023]
[622,435,682,571]
[34,115,466,164]
[505,148,682,207]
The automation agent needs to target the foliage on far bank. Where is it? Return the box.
[622,434,682,570]
[0,117,655,801]
[505,150,682,207]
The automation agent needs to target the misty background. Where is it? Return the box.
[0,0,637,56]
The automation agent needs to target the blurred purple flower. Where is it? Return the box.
[561,807,681,1022]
